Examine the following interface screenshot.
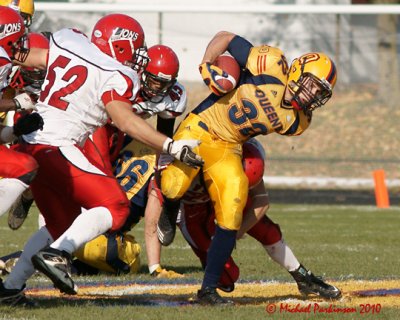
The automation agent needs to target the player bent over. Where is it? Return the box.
[158,30,337,304]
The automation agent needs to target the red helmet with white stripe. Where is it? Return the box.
[91,14,148,72]
[142,44,179,103]
[0,6,28,61]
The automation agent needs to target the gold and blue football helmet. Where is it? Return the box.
[287,52,337,111]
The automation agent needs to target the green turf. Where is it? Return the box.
[1,204,399,319]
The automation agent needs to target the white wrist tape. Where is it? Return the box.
[13,92,35,111]
[162,137,173,154]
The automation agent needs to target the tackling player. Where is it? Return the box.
[74,44,187,277]
[158,31,337,304]
[0,13,202,306]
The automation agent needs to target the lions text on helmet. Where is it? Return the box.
[91,14,148,72]
[0,6,29,62]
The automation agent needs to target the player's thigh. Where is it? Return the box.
[32,182,81,239]
[29,144,128,214]
[204,150,249,230]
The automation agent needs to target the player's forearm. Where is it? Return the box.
[108,101,167,152]
[201,31,236,64]
[237,202,269,239]
[144,190,163,268]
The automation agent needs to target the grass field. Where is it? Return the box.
[1,203,399,319]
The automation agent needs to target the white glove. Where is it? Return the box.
[162,138,204,168]
[13,92,35,111]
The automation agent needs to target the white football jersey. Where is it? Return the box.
[24,28,140,146]
[0,46,12,93]
[132,82,187,120]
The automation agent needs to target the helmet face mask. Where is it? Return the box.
[287,52,337,112]
[142,72,177,103]
[20,67,45,89]
[141,45,179,103]
[12,33,30,63]
[9,32,48,91]
[288,73,332,111]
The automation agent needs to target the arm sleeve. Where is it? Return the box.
[227,35,253,68]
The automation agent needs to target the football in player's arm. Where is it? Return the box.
[157,30,337,305]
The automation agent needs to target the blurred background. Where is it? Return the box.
[31,0,400,203]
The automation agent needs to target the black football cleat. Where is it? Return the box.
[0,279,36,307]
[31,247,78,295]
[217,282,235,293]
[197,287,234,305]
[290,264,341,300]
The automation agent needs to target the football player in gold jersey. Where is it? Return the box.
[158,31,337,305]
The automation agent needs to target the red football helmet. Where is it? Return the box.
[0,6,28,61]
[141,44,179,103]
[242,138,266,189]
[91,14,148,72]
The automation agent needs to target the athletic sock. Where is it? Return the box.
[149,263,161,275]
[5,227,53,290]
[264,239,300,272]
[51,207,113,254]
[0,178,28,217]
[202,226,237,290]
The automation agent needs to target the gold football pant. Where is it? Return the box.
[161,113,248,230]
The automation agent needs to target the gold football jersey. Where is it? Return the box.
[193,45,311,143]
[114,140,156,201]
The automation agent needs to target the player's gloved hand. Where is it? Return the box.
[162,137,204,168]
[13,92,36,111]
[13,113,44,136]
[199,62,229,96]
[156,153,175,171]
